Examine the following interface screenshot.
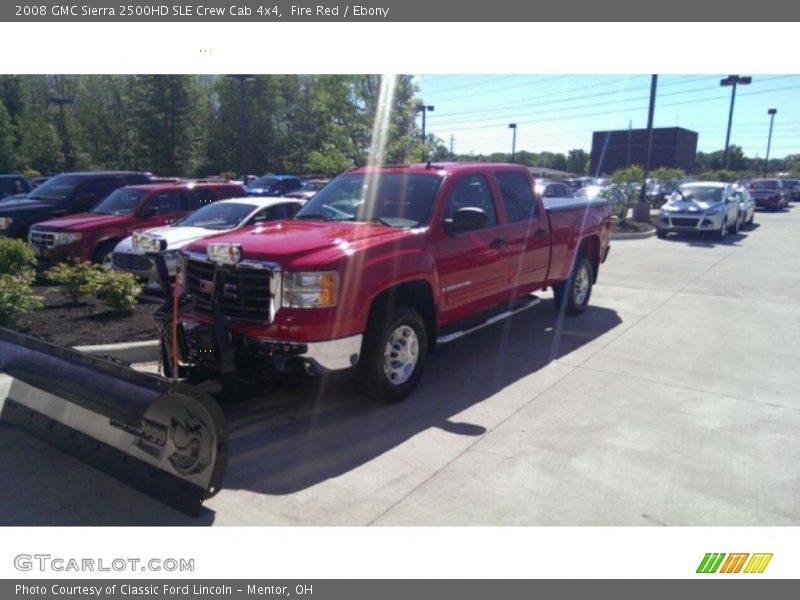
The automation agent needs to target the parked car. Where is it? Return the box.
[174,163,611,402]
[534,180,574,200]
[657,182,742,240]
[112,196,305,287]
[29,176,54,190]
[282,178,330,200]
[566,177,595,191]
[734,188,756,227]
[27,181,245,267]
[747,178,790,211]
[245,175,303,197]
[0,174,32,202]
[0,171,150,239]
[781,178,800,201]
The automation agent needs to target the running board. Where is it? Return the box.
[436,295,541,345]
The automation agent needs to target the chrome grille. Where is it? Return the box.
[185,258,274,322]
[28,230,55,248]
[112,252,153,271]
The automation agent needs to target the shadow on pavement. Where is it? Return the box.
[0,299,621,525]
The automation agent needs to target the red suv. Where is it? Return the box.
[28,181,245,266]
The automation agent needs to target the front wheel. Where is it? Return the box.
[552,256,594,316]
[92,240,118,269]
[357,306,428,403]
[716,218,727,241]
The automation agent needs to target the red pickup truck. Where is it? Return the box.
[175,163,611,402]
[27,181,245,266]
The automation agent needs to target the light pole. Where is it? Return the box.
[764,108,777,178]
[720,75,752,169]
[508,123,517,162]
[634,75,658,223]
[226,75,255,183]
[415,104,434,142]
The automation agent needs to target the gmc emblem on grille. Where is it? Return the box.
[223,283,238,299]
[198,279,213,294]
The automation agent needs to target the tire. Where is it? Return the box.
[730,214,740,234]
[357,305,428,403]
[748,212,754,225]
[716,218,727,241]
[552,256,594,316]
[656,229,667,239]
[92,239,118,268]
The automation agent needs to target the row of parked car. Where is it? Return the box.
[0,170,328,286]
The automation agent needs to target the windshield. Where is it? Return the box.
[90,188,147,215]
[675,186,723,203]
[295,172,443,228]
[175,202,256,230]
[303,180,328,192]
[28,174,84,201]
[751,180,778,190]
[247,177,278,189]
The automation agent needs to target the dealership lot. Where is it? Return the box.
[1,206,798,526]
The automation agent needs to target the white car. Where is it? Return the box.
[657,182,742,241]
[111,197,305,287]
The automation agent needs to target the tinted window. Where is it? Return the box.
[27,174,85,200]
[185,187,218,210]
[216,185,245,200]
[80,177,119,201]
[146,191,183,215]
[90,188,148,215]
[751,180,778,190]
[495,172,535,223]
[445,175,497,226]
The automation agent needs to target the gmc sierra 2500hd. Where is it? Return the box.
[174,163,612,402]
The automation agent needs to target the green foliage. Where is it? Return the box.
[46,261,104,304]
[0,274,43,328]
[94,270,141,312]
[0,236,37,281]
[612,165,646,199]
[696,169,738,183]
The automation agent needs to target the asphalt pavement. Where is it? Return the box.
[1,205,798,526]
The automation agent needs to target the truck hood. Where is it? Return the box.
[0,197,53,214]
[31,213,134,232]
[184,220,416,269]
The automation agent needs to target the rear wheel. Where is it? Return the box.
[656,229,667,239]
[358,305,428,403]
[552,256,593,316]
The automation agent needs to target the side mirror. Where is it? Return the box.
[444,207,488,233]
[142,207,159,218]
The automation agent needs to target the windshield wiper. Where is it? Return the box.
[295,213,332,221]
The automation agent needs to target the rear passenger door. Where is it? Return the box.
[140,190,184,228]
[493,171,550,296]
[435,174,510,318]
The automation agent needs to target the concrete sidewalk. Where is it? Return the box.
[1,206,798,526]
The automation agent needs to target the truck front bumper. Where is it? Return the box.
[180,319,362,373]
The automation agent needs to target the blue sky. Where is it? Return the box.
[415,75,800,158]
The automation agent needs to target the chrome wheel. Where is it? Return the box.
[573,263,591,307]
[101,252,113,269]
[382,325,419,385]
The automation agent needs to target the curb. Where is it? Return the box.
[611,228,657,241]
[75,339,160,364]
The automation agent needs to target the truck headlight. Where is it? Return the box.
[0,217,12,230]
[52,231,83,246]
[282,271,339,308]
[132,232,166,254]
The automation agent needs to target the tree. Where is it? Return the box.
[0,101,16,172]
[566,149,589,175]
[611,165,646,223]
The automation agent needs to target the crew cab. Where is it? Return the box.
[174,163,611,403]
[27,181,245,266]
[0,171,150,239]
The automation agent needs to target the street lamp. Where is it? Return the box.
[720,75,752,169]
[508,123,517,162]
[226,74,256,183]
[764,108,777,178]
[415,104,434,141]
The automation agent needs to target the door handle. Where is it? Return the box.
[490,238,506,250]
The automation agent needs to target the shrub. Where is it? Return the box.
[46,261,103,304]
[0,236,37,282]
[0,274,43,327]
[94,270,141,312]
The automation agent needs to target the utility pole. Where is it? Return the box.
[764,108,777,178]
[226,75,255,183]
[720,75,752,169]
[449,135,454,160]
[508,123,517,162]
[634,75,658,222]
[415,104,434,141]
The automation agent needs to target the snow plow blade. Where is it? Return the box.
[0,327,228,517]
